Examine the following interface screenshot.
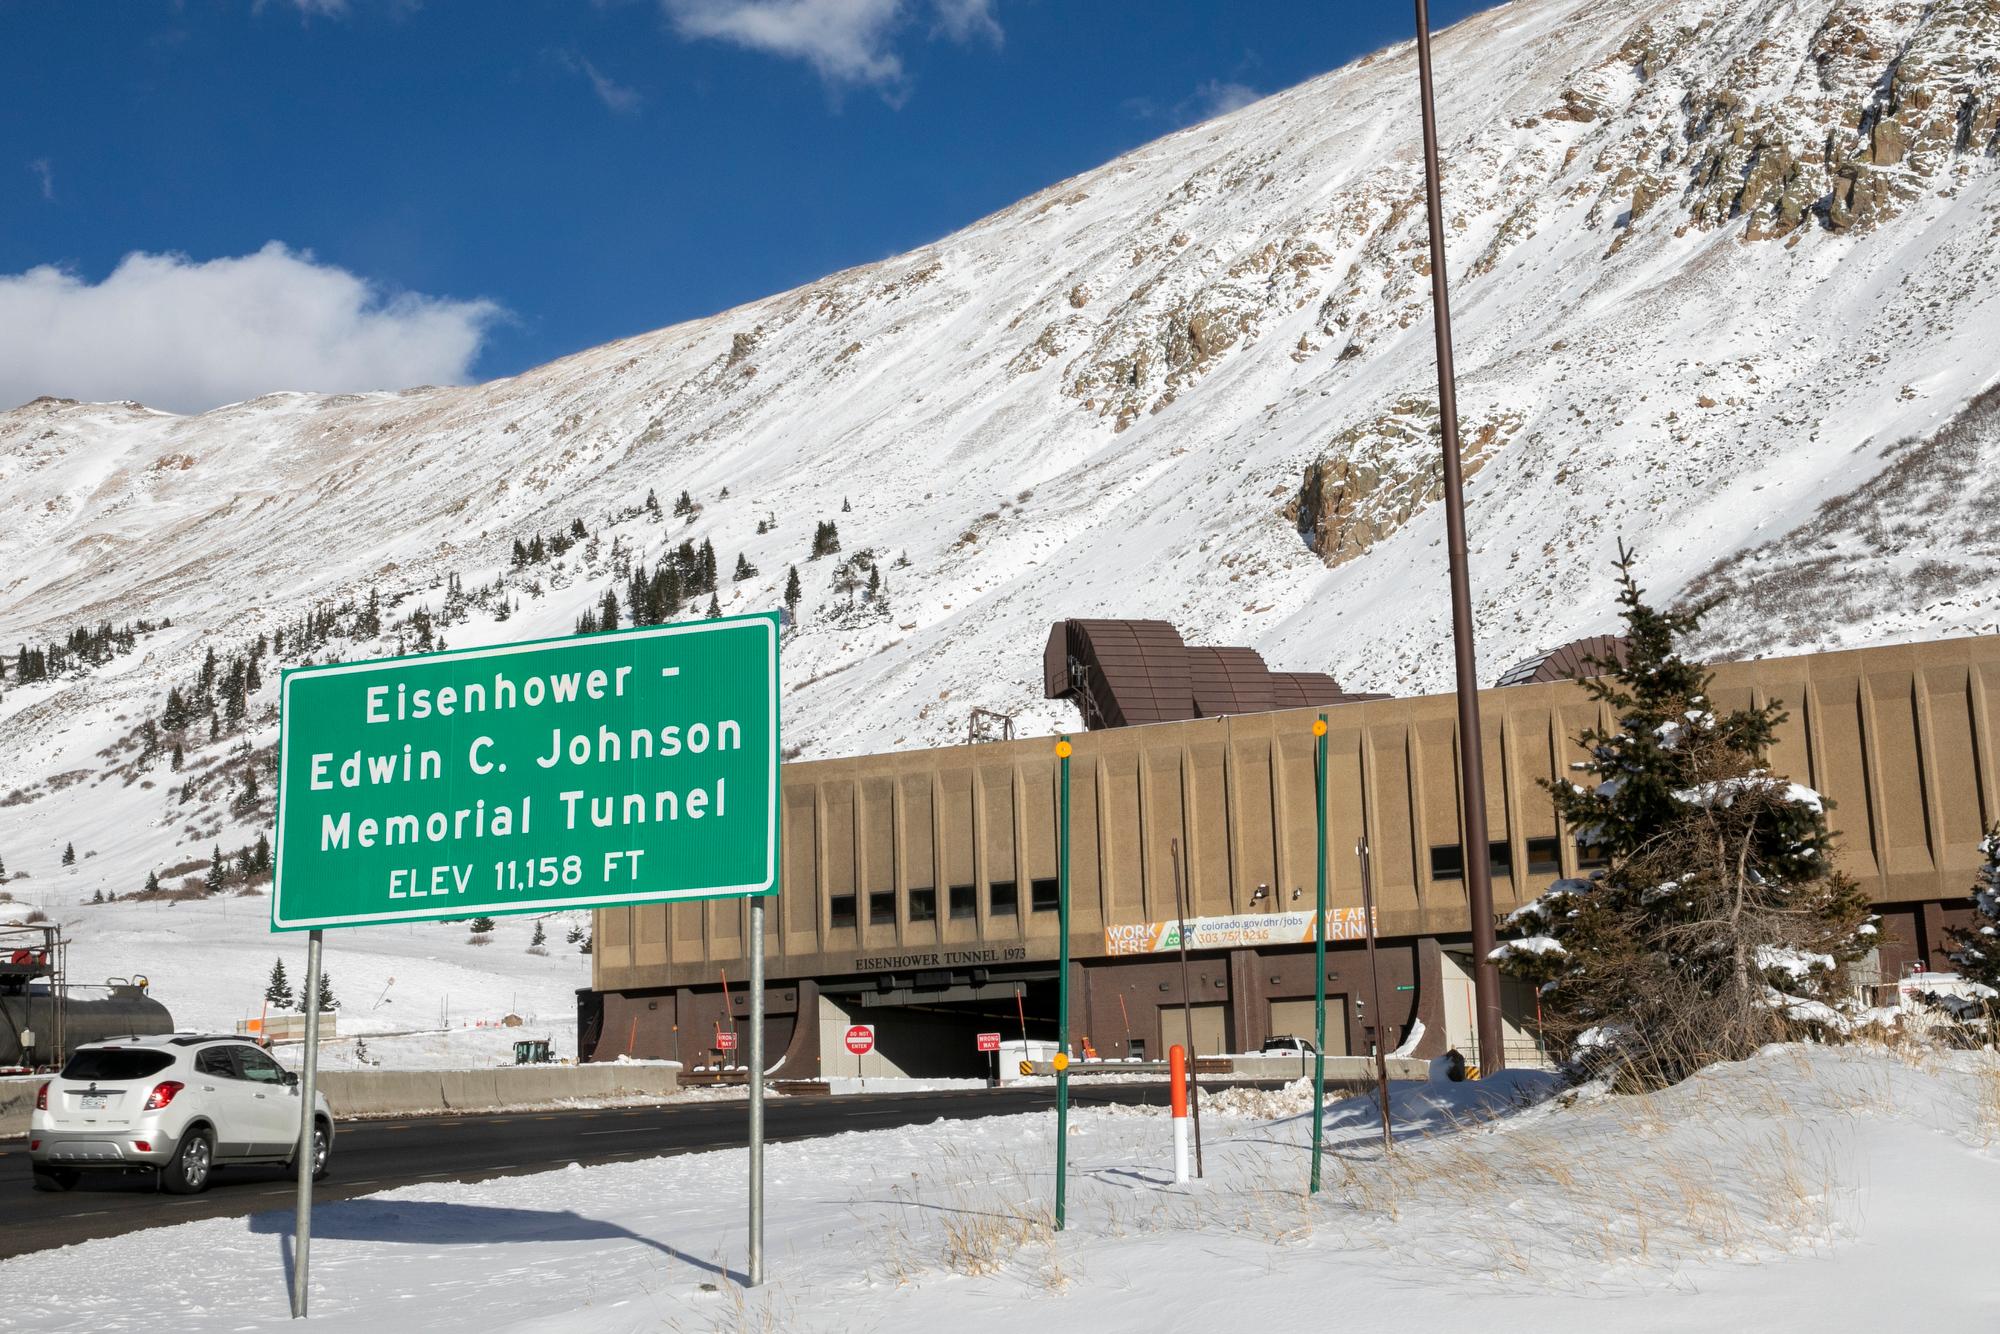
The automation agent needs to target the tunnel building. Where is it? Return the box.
[581,626,1997,1076]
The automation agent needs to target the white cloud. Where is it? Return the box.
[930,0,1000,45]
[28,158,53,201]
[1191,79,1261,120]
[660,0,1002,94]
[558,51,644,114]
[0,243,504,414]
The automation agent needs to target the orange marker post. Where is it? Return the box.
[1169,1043,1191,1183]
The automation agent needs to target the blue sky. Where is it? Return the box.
[0,0,1493,410]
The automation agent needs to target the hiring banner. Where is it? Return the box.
[1103,906,1376,955]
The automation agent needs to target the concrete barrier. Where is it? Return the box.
[1,1065,682,1136]
[319,1064,680,1118]
[1023,1055,1431,1085]
[1,1076,39,1139]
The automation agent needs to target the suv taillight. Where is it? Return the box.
[35,1081,48,1111]
[143,1081,185,1111]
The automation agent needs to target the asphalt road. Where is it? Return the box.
[0,1082,1184,1260]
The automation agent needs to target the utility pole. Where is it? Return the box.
[1412,0,1504,1073]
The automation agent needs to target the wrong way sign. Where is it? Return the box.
[976,1032,1002,1052]
[844,1024,875,1056]
[716,1031,738,1051]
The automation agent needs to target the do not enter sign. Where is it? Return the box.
[844,1024,875,1056]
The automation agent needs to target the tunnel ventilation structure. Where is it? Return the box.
[1044,619,1383,732]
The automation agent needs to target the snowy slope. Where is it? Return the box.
[4,1044,1997,1329]
[3,0,1999,1010]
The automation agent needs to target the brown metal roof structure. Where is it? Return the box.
[1494,635,1631,688]
[1046,619,1380,731]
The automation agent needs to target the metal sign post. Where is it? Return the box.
[1310,716,1328,1194]
[1053,737,1073,1230]
[271,614,782,1314]
[1358,837,1394,1153]
[747,896,765,1287]
[290,928,322,1319]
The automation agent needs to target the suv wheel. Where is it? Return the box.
[162,1128,214,1195]
[310,1119,332,1181]
[32,1167,80,1192]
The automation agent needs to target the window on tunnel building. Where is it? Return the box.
[868,889,896,925]
[1526,836,1562,878]
[1030,877,1061,912]
[829,894,857,930]
[1429,842,1513,883]
[989,879,1018,916]
[949,884,977,920]
[909,886,937,922]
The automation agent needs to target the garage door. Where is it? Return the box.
[1158,1003,1228,1057]
[1268,998,1349,1057]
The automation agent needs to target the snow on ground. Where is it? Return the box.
[1,889,592,1065]
[6,1044,1997,1331]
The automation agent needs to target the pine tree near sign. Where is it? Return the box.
[1947,829,2000,997]
[565,922,584,945]
[469,916,496,936]
[315,971,339,1011]
[266,958,295,1009]
[1494,544,1873,1090]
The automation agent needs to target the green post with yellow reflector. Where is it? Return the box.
[1054,735,1073,1230]
[1311,714,1328,1194]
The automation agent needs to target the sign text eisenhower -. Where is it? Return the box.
[272,616,778,931]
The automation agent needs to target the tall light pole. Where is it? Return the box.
[1412,0,1504,1072]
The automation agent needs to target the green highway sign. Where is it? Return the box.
[272,613,779,931]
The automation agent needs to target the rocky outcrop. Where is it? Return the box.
[1288,400,1524,568]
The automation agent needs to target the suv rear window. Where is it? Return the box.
[61,1049,174,1081]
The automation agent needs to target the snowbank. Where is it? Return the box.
[6,1044,1996,1330]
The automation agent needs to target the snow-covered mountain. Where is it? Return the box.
[4,0,1999,920]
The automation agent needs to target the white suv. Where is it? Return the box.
[29,1034,334,1194]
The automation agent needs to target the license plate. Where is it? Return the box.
[80,1093,109,1109]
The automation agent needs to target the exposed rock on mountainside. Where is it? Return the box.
[2,0,1997,901]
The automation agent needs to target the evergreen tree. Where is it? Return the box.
[784,566,802,614]
[733,553,758,582]
[811,521,840,559]
[92,888,103,903]
[645,487,661,514]
[705,594,721,618]
[841,496,852,512]
[204,845,227,894]
[565,922,585,945]
[530,920,547,949]
[674,489,694,516]
[0,851,7,876]
[144,870,159,894]
[62,841,76,866]
[265,957,295,1009]
[235,766,261,814]
[579,932,593,955]
[469,916,497,935]
[253,832,272,874]
[1496,545,1873,1090]
[1947,829,2000,995]
[171,742,184,771]
[598,588,621,633]
[314,971,339,1011]
[570,517,588,540]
